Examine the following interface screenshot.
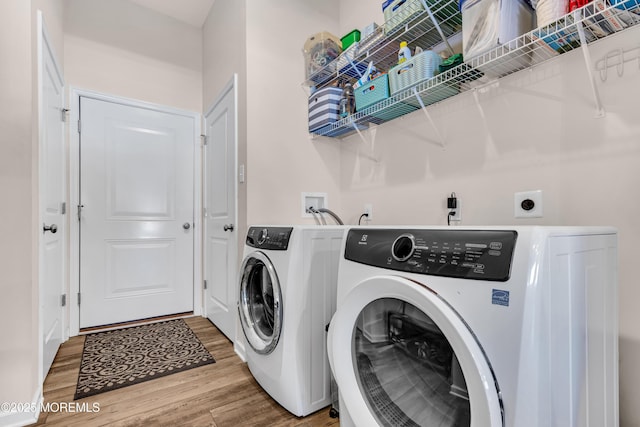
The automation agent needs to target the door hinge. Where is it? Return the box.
[204,280,207,290]
[77,292,81,306]
[60,202,66,215]
[77,119,81,134]
[61,294,66,307]
[77,204,84,221]
[61,108,69,122]
[201,134,207,146]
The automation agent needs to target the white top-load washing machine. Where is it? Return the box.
[238,225,345,417]
[328,226,618,427]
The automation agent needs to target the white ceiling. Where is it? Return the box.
[128,0,216,28]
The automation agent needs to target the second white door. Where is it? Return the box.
[204,78,237,341]
[39,13,66,380]
[79,96,196,328]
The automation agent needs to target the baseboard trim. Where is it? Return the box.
[234,340,247,362]
[0,387,42,427]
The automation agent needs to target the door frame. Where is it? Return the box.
[68,87,202,336]
[37,10,67,384]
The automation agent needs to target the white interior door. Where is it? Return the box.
[79,96,196,328]
[204,77,238,341]
[39,13,66,380]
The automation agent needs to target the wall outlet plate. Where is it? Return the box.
[449,199,461,222]
[514,190,543,218]
[363,203,373,221]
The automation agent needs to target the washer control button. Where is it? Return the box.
[257,228,268,245]
[392,233,416,262]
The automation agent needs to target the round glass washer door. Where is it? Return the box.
[328,276,503,427]
[238,251,283,354]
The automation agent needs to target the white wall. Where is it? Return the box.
[0,0,37,412]
[203,0,248,252]
[64,0,202,112]
[340,0,384,36]
[335,3,640,424]
[0,1,64,425]
[203,0,246,108]
[245,0,342,226]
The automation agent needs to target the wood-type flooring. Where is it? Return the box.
[30,316,339,427]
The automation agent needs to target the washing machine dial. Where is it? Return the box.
[257,228,268,245]
[392,233,416,262]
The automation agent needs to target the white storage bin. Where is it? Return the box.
[461,0,534,60]
[530,0,569,28]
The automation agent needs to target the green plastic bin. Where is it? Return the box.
[341,30,361,50]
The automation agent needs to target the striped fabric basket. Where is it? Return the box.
[308,87,343,132]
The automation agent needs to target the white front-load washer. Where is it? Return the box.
[238,225,345,416]
[328,226,618,427]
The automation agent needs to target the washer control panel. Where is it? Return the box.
[246,227,293,250]
[345,229,517,281]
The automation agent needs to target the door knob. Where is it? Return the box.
[223,224,234,232]
[183,222,191,230]
[43,223,58,234]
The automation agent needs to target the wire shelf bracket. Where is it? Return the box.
[575,11,605,118]
[349,116,373,146]
[412,87,445,148]
[471,86,503,149]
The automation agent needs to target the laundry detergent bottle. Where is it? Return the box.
[398,41,412,64]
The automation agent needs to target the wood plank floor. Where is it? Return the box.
[30,317,340,427]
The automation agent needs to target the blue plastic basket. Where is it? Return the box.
[339,60,369,79]
[354,74,390,111]
[610,0,640,9]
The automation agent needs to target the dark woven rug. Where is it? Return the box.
[74,319,215,400]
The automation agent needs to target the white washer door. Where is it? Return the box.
[238,251,283,354]
[328,275,503,427]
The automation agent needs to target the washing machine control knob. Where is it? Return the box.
[392,233,416,262]
[257,228,268,245]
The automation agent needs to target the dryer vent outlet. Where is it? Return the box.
[514,190,543,218]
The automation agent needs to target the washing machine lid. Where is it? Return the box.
[329,275,504,427]
[238,251,283,354]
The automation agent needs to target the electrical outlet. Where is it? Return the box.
[449,199,461,222]
[514,190,543,218]
[364,204,373,222]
